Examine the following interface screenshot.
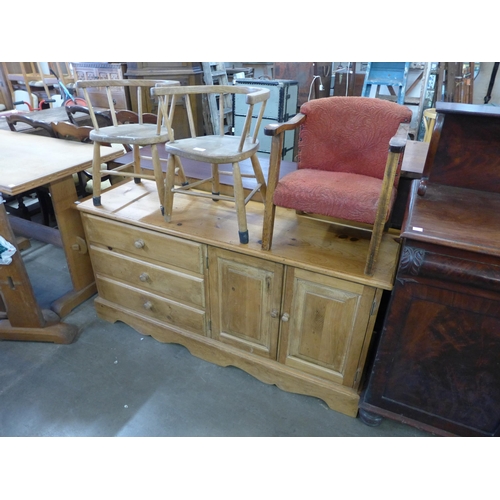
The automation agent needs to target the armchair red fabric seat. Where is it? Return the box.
[262,96,412,275]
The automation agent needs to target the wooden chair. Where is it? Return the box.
[116,109,157,125]
[6,114,55,136]
[5,115,56,225]
[151,84,270,244]
[65,104,112,128]
[51,121,96,197]
[261,96,411,275]
[75,79,181,213]
[422,107,437,143]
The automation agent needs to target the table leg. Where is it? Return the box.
[49,176,97,317]
[0,202,77,343]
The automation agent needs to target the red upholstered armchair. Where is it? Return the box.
[261,96,412,275]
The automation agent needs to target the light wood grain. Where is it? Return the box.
[78,180,400,289]
[77,179,401,415]
[0,130,123,196]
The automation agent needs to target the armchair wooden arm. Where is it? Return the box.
[264,113,306,137]
[364,122,408,274]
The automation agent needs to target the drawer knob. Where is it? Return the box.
[281,313,290,322]
[143,301,153,311]
[134,239,145,249]
[139,272,150,282]
[270,309,279,318]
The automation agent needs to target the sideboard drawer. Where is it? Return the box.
[96,275,207,335]
[90,246,205,308]
[83,214,205,274]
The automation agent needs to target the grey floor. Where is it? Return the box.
[0,239,434,437]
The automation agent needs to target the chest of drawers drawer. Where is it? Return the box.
[97,276,207,335]
[90,246,205,308]
[83,214,205,274]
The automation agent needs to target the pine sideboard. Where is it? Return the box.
[77,180,400,417]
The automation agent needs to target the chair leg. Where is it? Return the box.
[250,154,267,202]
[365,223,384,276]
[211,163,220,200]
[133,145,142,184]
[364,147,403,275]
[151,144,165,215]
[232,162,249,244]
[163,155,176,222]
[261,135,282,251]
[92,141,102,206]
[174,156,189,186]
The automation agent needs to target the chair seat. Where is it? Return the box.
[90,124,170,146]
[273,169,397,225]
[165,135,260,163]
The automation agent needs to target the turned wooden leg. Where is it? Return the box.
[133,144,142,184]
[211,163,220,200]
[163,155,176,222]
[151,144,165,214]
[250,154,267,202]
[232,162,249,244]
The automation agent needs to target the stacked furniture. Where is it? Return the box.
[359,102,500,436]
[76,179,401,417]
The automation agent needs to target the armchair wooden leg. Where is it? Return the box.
[92,141,102,206]
[364,146,404,275]
[365,224,384,276]
[261,134,283,251]
[232,161,249,244]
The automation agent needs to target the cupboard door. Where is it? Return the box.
[364,277,500,436]
[208,247,283,359]
[279,267,378,387]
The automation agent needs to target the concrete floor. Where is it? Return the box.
[0,239,434,437]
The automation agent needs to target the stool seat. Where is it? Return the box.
[165,136,260,163]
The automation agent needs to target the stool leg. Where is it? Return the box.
[174,156,189,186]
[232,162,249,244]
[133,145,142,184]
[163,155,176,222]
[151,144,165,215]
[92,141,102,206]
[250,154,267,202]
[211,163,220,201]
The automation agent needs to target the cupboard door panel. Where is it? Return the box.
[279,268,376,386]
[209,248,283,359]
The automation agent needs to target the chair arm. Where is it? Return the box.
[264,113,306,137]
[389,122,409,154]
[246,87,271,105]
